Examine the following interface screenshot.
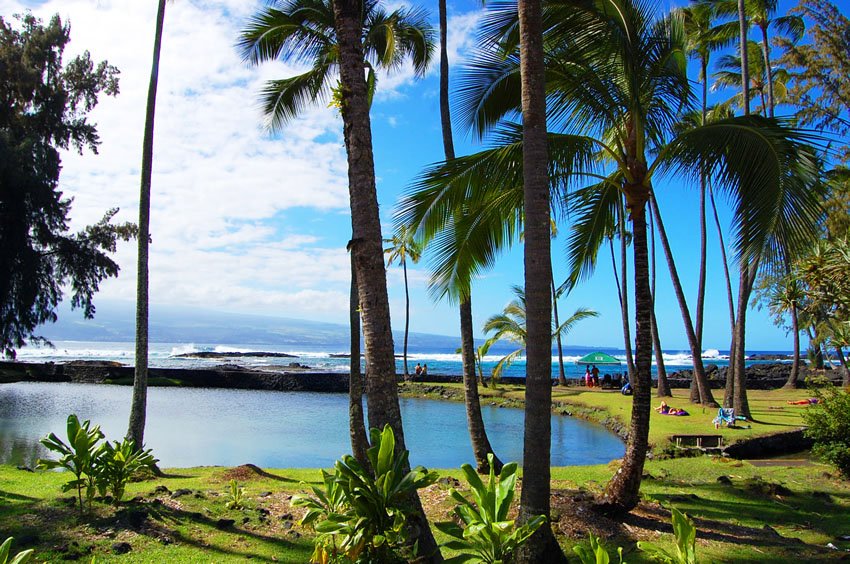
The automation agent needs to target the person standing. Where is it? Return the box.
[585,366,592,387]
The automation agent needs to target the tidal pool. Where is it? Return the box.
[0,382,624,469]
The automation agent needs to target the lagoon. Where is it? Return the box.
[0,382,624,469]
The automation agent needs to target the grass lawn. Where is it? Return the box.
[2,456,849,563]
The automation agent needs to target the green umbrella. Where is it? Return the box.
[574,352,622,365]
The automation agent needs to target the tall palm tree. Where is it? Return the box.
[128,0,167,451]
[403,0,820,513]
[347,247,369,467]
[384,225,422,378]
[515,0,564,557]
[484,285,597,379]
[450,2,499,474]
[240,1,440,558]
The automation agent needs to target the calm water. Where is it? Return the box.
[0,382,624,469]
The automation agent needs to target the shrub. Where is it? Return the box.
[802,380,850,477]
[36,415,104,513]
[573,533,625,564]
[637,506,697,564]
[225,479,246,510]
[292,424,438,563]
[434,453,544,563]
[96,439,158,504]
[37,415,157,511]
[0,537,34,564]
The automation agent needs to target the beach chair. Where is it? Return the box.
[713,408,735,428]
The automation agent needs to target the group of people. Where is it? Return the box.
[414,363,428,377]
[584,365,600,387]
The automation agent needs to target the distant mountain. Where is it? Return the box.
[36,300,529,353]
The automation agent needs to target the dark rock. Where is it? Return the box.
[762,524,783,537]
[216,518,236,529]
[281,520,293,531]
[171,488,192,498]
[717,475,733,485]
[111,542,132,555]
[723,429,813,459]
[175,351,297,359]
[116,507,149,530]
[279,512,293,521]
[152,485,171,495]
[258,491,273,498]
[288,531,301,539]
[16,465,34,472]
[242,516,251,524]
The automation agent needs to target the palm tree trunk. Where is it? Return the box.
[332,0,440,558]
[601,188,652,515]
[650,195,716,406]
[738,0,751,116]
[552,278,567,386]
[516,0,564,559]
[460,298,503,473]
[760,22,775,117]
[649,203,671,397]
[437,0,499,475]
[128,0,166,450]
[732,263,755,419]
[785,302,801,388]
[349,252,369,468]
[619,202,636,380]
[403,258,410,379]
[835,346,850,387]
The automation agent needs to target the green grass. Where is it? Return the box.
[401,382,815,452]
[2,457,849,563]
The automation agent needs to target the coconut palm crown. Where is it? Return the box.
[238,0,434,130]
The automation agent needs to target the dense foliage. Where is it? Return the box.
[0,13,134,358]
[292,425,438,563]
[803,380,850,476]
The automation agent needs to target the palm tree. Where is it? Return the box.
[347,247,369,467]
[483,286,597,379]
[515,0,564,557]
[404,0,820,513]
[384,225,422,379]
[128,0,167,451]
[240,1,440,558]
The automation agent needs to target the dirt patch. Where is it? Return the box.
[216,464,286,483]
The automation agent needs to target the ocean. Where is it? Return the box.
[11,340,790,379]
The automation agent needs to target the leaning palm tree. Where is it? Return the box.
[240,1,440,558]
[128,0,167,451]
[401,0,821,513]
[384,225,421,379]
[483,286,597,380]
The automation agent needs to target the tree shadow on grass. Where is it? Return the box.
[0,489,38,502]
[101,499,313,562]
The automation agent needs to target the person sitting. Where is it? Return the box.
[602,374,612,389]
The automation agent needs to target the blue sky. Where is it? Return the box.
[2,0,840,351]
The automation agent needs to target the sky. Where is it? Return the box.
[1,0,838,351]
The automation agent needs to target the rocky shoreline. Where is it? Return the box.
[1,359,842,395]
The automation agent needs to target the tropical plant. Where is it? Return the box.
[435,453,545,563]
[384,225,422,378]
[401,0,820,512]
[483,286,597,380]
[129,0,168,454]
[240,2,439,555]
[37,415,105,513]
[293,425,438,563]
[573,533,625,564]
[637,506,697,564]
[95,439,158,504]
[225,480,246,510]
[0,538,34,564]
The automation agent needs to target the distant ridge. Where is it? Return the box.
[38,299,590,354]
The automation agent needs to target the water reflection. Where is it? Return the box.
[0,382,624,468]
